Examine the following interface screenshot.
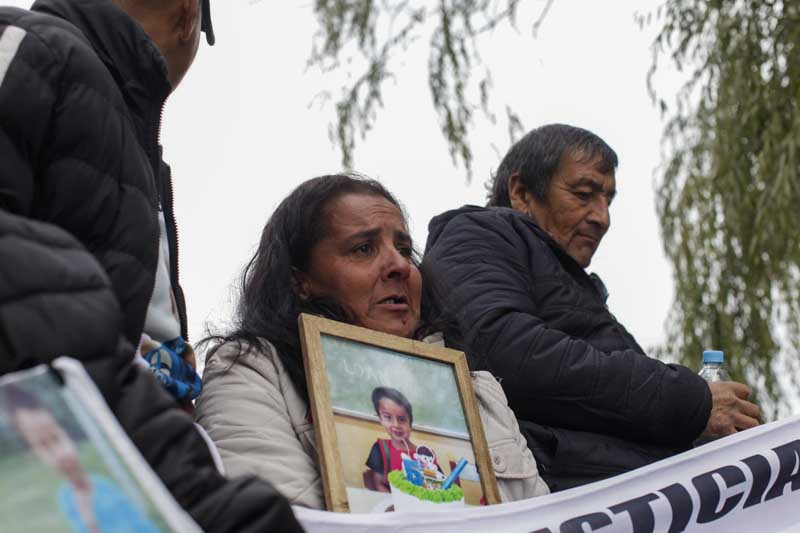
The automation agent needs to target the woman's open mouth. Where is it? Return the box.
[376,294,409,311]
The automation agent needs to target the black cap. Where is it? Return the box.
[201,0,215,45]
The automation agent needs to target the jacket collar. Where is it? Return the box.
[508,208,610,302]
[32,0,171,121]
[427,205,609,303]
[428,204,564,256]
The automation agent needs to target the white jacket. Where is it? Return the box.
[195,338,548,508]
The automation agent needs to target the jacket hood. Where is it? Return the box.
[425,205,490,253]
[425,205,554,253]
[32,0,171,116]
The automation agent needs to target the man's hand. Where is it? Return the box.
[702,381,761,438]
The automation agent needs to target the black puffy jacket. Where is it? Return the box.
[0,0,162,345]
[423,206,712,491]
[0,2,302,530]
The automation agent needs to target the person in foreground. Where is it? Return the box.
[422,124,761,491]
[0,0,300,529]
[196,173,550,508]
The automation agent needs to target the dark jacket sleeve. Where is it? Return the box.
[113,362,303,532]
[423,210,711,446]
[0,209,125,378]
[0,209,303,532]
[0,17,59,215]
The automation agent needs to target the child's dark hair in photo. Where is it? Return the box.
[371,386,413,425]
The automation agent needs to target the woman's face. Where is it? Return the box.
[300,193,422,338]
[14,407,83,482]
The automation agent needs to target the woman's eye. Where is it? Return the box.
[397,246,413,258]
[353,243,373,255]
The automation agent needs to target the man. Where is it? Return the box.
[423,124,760,491]
[0,0,302,529]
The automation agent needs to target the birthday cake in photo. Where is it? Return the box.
[387,449,466,512]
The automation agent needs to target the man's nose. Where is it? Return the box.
[587,198,610,232]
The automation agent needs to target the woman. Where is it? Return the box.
[195,174,548,508]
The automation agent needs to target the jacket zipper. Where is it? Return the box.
[139,101,165,350]
[156,101,188,342]
[163,161,188,341]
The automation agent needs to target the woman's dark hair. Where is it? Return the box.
[487,123,618,207]
[205,173,408,396]
[371,386,413,425]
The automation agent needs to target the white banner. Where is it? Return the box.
[295,415,800,533]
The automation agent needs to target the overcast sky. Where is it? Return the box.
[5,0,681,358]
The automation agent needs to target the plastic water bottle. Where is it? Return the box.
[698,350,731,382]
[694,350,731,447]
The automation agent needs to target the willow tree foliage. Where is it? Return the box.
[308,0,552,178]
[650,0,800,417]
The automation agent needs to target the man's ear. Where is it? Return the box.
[177,0,200,43]
[508,172,532,215]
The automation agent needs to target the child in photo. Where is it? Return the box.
[5,385,159,533]
[364,386,442,492]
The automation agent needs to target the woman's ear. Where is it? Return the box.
[291,269,312,301]
[507,172,531,216]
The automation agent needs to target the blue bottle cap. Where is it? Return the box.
[703,350,724,363]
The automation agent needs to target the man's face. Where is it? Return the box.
[520,153,616,268]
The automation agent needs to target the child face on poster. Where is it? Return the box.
[377,398,412,447]
[14,407,86,485]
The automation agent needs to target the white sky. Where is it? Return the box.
[5,0,679,355]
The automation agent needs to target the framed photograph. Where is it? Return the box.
[299,313,500,513]
[0,358,200,533]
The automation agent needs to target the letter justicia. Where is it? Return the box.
[529,439,800,533]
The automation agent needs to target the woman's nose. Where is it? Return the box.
[382,248,411,280]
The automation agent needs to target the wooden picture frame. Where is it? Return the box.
[299,313,501,513]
